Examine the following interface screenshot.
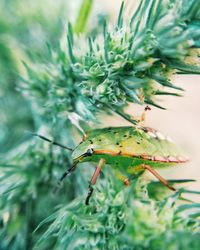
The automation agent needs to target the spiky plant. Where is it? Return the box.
[0,0,200,249]
[22,0,200,130]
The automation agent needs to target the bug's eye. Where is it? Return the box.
[86,148,94,156]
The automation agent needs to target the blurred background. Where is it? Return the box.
[0,0,70,153]
[0,0,199,195]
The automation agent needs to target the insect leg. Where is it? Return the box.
[114,169,131,186]
[131,105,151,125]
[141,164,176,191]
[53,163,78,194]
[124,172,143,185]
[85,158,105,205]
[140,105,151,123]
[123,172,145,186]
[59,162,77,183]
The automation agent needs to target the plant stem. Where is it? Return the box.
[74,0,93,34]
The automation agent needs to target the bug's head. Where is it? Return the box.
[71,127,114,162]
[72,136,94,162]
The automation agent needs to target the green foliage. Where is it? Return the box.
[0,0,200,249]
[0,0,69,152]
[0,140,74,249]
[34,173,200,250]
[22,0,200,131]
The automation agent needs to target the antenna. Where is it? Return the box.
[31,133,73,151]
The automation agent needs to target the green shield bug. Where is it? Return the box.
[34,125,188,205]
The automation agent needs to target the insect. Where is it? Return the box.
[34,125,188,205]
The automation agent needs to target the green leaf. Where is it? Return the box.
[176,203,200,213]
[67,23,76,64]
[103,21,109,63]
[145,98,166,109]
[155,90,182,96]
[170,61,200,74]
[117,1,124,29]
[121,84,142,104]
[74,0,94,34]
[151,75,184,90]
